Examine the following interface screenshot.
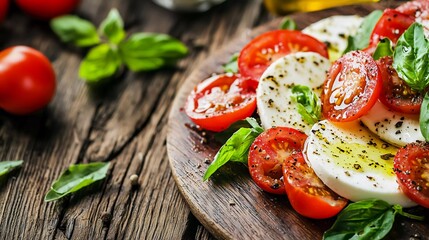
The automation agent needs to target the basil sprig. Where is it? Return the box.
[372,38,393,60]
[203,118,263,181]
[420,92,429,141]
[343,10,382,54]
[223,53,239,73]
[291,85,321,124]
[0,160,23,177]
[45,162,110,202]
[51,9,188,83]
[279,17,297,30]
[324,199,424,240]
[393,23,429,91]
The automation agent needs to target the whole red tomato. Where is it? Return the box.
[0,46,56,115]
[0,0,8,22]
[15,0,80,20]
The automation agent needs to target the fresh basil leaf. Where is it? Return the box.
[214,118,262,143]
[343,10,382,53]
[79,43,122,83]
[203,127,261,181]
[291,85,321,124]
[279,17,297,30]
[45,162,110,202]
[420,92,429,141]
[245,117,263,133]
[0,160,23,177]
[324,199,395,240]
[119,33,188,71]
[392,204,425,221]
[223,53,238,73]
[99,8,126,44]
[373,38,393,60]
[50,15,100,47]
[393,23,429,91]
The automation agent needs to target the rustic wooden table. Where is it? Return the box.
[0,0,271,239]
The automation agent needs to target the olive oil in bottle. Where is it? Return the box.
[264,0,380,15]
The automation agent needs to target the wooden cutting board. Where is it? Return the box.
[167,3,429,239]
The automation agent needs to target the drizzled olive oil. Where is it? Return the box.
[264,0,380,15]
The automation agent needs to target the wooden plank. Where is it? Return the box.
[0,0,265,239]
[167,3,429,240]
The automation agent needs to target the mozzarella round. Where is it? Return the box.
[304,120,416,207]
[360,101,425,147]
[256,52,330,133]
[302,15,363,61]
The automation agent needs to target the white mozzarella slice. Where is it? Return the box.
[304,120,416,207]
[302,15,363,61]
[360,101,424,147]
[256,52,330,133]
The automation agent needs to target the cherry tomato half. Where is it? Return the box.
[394,141,429,208]
[15,0,80,20]
[0,46,56,115]
[185,74,257,132]
[377,56,423,114]
[321,50,382,122]
[396,0,429,20]
[0,0,8,22]
[238,30,329,81]
[248,127,307,195]
[365,9,415,54]
[283,153,348,219]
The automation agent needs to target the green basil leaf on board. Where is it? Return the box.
[420,92,429,141]
[0,160,23,177]
[223,53,239,73]
[99,8,126,44]
[45,162,110,202]
[50,15,100,47]
[393,23,429,91]
[204,118,263,181]
[372,38,393,60]
[279,17,297,30]
[324,199,424,240]
[79,43,122,83]
[119,33,188,71]
[291,85,321,124]
[343,10,382,53]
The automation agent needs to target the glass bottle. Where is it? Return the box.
[153,0,226,12]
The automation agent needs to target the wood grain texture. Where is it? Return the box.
[167,2,429,240]
[0,0,268,239]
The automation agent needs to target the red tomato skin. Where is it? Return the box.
[0,46,56,115]
[238,30,329,81]
[0,0,8,22]
[283,153,347,219]
[322,50,382,122]
[15,0,80,20]
[394,142,429,208]
[185,74,257,132]
[376,56,423,114]
[248,127,307,195]
[365,9,415,54]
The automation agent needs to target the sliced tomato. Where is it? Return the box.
[394,142,429,208]
[238,30,328,81]
[321,50,382,122]
[283,153,348,219]
[397,0,429,20]
[376,56,423,114]
[185,74,257,132]
[248,127,307,195]
[364,9,415,54]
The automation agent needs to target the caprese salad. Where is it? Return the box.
[184,0,429,239]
